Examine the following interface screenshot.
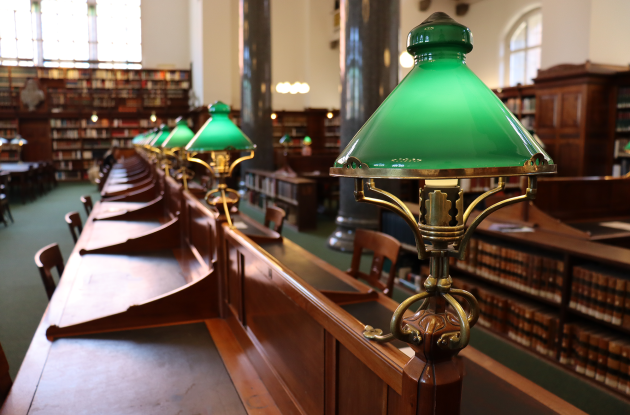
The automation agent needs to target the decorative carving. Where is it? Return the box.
[20,79,44,111]
[342,156,368,170]
[524,153,548,167]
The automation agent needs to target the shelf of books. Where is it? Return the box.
[494,85,536,134]
[0,66,189,113]
[244,169,317,231]
[0,118,20,161]
[50,116,162,181]
[385,209,630,401]
[324,111,340,148]
[613,83,630,175]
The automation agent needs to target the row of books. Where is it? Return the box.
[245,174,277,197]
[0,120,18,128]
[618,87,630,108]
[0,128,17,139]
[20,68,190,81]
[502,97,536,114]
[561,323,630,395]
[54,160,87,171]
[616,111,630,132]
[65,79,190,90]
[570,265,630,326]
[462,280,559,358]
[50,119,155,129]
[454,238,564,303]
[52,150,93,161]
[52,130,109,139]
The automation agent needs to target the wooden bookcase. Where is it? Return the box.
[494,84,537,133]
[380,204,630,402]
[0,118,20,161]
[612,72,630,175]
[244,169,317,231]
[271,109,339,152]
[0,65,190,180]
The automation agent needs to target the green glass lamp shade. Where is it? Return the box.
[131,133,145,145]
[141,131,156,146]
[150,124,171,147]
[162,117,195,149]
[331,12,555,179]
[185,101,255,152]
[625,140,630,154]
[303,136,312,146]
[279,134,291,145]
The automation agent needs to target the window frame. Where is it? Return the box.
[0,0,142,69]
[504,7,542,87]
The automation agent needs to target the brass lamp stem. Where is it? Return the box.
[358,175,537,354]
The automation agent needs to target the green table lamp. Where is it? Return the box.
[161,117,196,188]
[10,135,27,162]
[330,12,556,403]
[185,101,256,227]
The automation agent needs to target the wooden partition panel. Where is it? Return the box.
[243,253,326,415]
[224,228,410,415]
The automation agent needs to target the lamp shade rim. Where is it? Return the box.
[330,163,556,179]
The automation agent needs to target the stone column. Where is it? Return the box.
[328,0,400,251]
[240,0,273,170]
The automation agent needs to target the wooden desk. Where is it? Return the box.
[2,155,585,415]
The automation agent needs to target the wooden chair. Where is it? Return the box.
[34,243,65,300]
[346,228,401,298]
[0,172,13,226]
[80,195,93,215]
[0,340,11,405]
[264,206,286,234]
[65,211,83,244]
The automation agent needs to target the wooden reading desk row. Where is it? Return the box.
[1,153,583,415]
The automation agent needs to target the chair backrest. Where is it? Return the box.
[346,228,401,297]
[0,172,9,195]
[65,211,83,244]
[0,339,11,405]
[34,243,65,300]
[264,206,286,234]
[80,195,93,215]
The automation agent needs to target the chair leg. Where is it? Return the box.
[5,204,13,223]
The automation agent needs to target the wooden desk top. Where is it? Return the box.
[27,324,247,415]
[0,201,245,415]
[0,162,39,173]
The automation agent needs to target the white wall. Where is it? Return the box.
[271,0,340,111]
[146,0,630,108]
[399,0,539,89]
[188,0,240,109]
[589,0,630,67]
[540,0,591,68]
[141,0,190,69]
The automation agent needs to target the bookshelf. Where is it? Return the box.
[0,65,190,180]
[271,109,340,152]
[380,204,630,401]
[50,116,176,180]
[244,169,317,231]
[493,84,536,134]
[612,73,630,175]
[0,118,20,161]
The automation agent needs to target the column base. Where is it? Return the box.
[327,215,378,252]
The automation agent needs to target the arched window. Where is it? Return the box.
[506,8,542,86]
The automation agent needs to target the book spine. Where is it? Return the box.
[606,340,622,388]
[575,327,588,375]
[596,337,610,383]
[613,279,626,326]
[586,333,599,378]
